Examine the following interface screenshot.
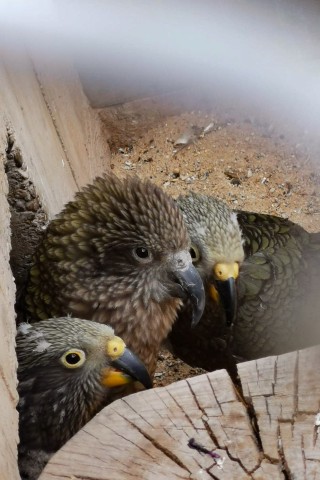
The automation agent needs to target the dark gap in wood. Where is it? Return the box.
[301,435,307,477]
[186,378,255,477]
[0,365,16,404]
[151,388,189,431]
[235,362,267,468]
[43,472,103,480]
[206,377,223,416]
[186,378,220,449]
[293,351,299,415]
[273,356,278,396]
[126,420,191,477]
[94,413,155,460]
[121,396,161,429]
[313,417,319,448]
[276,425,292,480]
[204,464,221,479]
[163,426,179,441]
[165,386,199,430]
[245,400,264,452]
[208,368,265,474]
[81,427,145,474]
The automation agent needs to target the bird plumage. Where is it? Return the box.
[17,317,152,479]
[25,174,205,376]
[170,192,320,371]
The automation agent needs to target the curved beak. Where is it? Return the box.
[102,348,152,389]
[215,278,237,326]
[210,262,239,326]
[170,253,205,328]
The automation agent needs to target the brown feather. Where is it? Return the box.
[25,174,200,376]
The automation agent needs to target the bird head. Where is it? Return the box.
[26,174,205,335]
[177,193,245,326]
[17,317,152,455]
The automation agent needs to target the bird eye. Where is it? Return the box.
[61,349,86,369]
[190,245,201,263]
[133,246,152,263]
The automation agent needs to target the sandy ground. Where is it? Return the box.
[110,106,320,386]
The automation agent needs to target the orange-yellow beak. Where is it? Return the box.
[101,339,152,389]
[101,369,132,388]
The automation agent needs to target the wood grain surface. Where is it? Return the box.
[40,346,320,479]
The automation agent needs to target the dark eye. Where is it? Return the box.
[61,349,86,368]
[190,245,201,263]
[135,247,149,258]
[133,246,152,263]
[66,353,80,364]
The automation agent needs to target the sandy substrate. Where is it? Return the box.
[110,106,320,386]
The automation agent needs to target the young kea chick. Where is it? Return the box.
[17,317,152,480]
[26,174,205,377]
[170,192,320,371]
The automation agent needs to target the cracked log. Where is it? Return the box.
[39,346,320,480]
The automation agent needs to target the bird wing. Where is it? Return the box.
[234,210,320,358]
[237,211,304,301]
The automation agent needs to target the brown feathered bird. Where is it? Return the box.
[169,192,320,372]
[26,174,205,376]
[17,317,152,480]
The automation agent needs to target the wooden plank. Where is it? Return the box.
[0,142,19,479]
[0,52,110,218]
[35,58,109,189]
[40,348,320,479]
[0,48,111,478]
[0,55,77,216]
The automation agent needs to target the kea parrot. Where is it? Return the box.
[25,174,205,377]
[169,192,320,372]
[17,317,152,479]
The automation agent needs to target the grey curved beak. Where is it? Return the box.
[172,262,205,328]
[216,278,237,327]
[111,348,153,389]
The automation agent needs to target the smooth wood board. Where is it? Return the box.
[0,52,110,218]
[0,141,19,480]
[0,46,110,478]
[40,346,320,480]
